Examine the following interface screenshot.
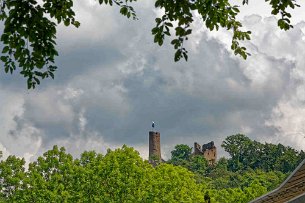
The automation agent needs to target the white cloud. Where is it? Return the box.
[25,88,76,126]
[266,99,305,149]
[0,89,42,161]
[56,0,120,51]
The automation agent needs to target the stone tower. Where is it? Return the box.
[149,131,161,162]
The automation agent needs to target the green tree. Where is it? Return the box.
[0,155,26,201]
[73,150,104,202]
[0,142,297,202]
[148,163,205,202]
[0,0,301,88]
[222,134,252,159]
[18,145,77,202]
[221,134,253,171]
[273,145,299,173]
[168,145,209,176]
[96,145,153,202]
[221,134,304,173]
[170,144,192,162]
[188,155,208,175]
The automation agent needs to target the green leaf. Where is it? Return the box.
[2,46,9,53]
[64,19,70,26]
[174,49,182,62]
[0,55,8,62]
[183,52,188,61]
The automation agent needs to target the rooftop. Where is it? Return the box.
[249,159,305,203]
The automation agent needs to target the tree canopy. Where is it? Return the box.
[221,134,305,173]
[0,0,301,88]
[0,134,304,202]
[0,145,206,202]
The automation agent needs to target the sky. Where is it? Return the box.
[1,0,305,162]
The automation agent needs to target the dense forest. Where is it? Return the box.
[0,134,304,202]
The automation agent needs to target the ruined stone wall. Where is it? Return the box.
[203,146,217,165]
[149,131,161,162]
[193,141,217,165]
[194,142,203,155]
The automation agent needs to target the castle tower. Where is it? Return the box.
[149,131,161,162]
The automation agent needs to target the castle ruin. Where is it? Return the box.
[193,141,217,165]
[148,130,217,165]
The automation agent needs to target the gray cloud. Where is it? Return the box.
[0,1,305,161]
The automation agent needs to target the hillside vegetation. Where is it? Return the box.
[0,134,304,202]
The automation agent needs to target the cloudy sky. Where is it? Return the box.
[1,0,305,162]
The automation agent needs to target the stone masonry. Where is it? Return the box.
[149,131,161,162]
[193,141,217,165]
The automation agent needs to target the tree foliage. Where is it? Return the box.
[222,134,305,173]
[0,145,205,202]
[170,144,192,162]
[0,0,301,88]
[0,155,25,201]
[168,144,208,176]
[165,136,304,202]
[0,134,303,202]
